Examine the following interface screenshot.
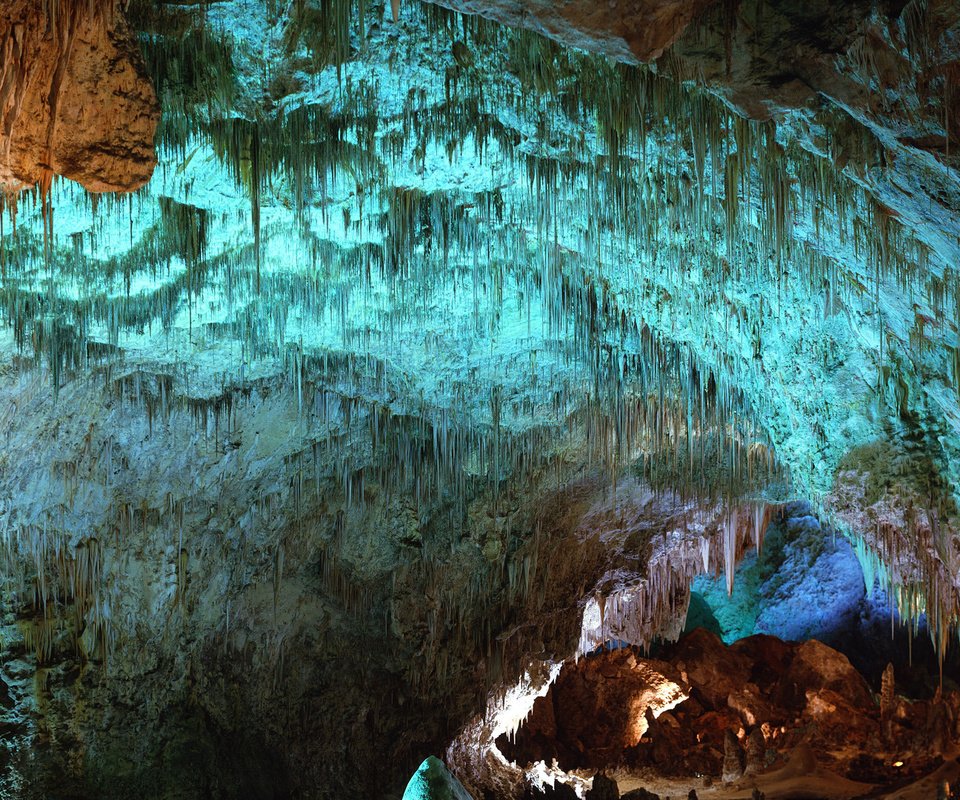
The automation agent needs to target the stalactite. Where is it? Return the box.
[0,0,956,672]
[723,509,739,597]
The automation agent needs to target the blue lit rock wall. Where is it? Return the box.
[687,501,960,694]
[688,503,869,644]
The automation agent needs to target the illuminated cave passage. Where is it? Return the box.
[491,632,960,800]
[685,502,960,695]
[1,1,960,799]
[485,505,960,799]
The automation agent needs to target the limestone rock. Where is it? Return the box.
[880,661,895,743]
[0,0,959,798]
[774,640,874,711]
[744,727,765,776]
[924,694,952,756]
[781,742,817,776]
[668,628,752,710]
[728,686,777,729]
[730,635,795,684]
[880,662,895,717]
[529,782,579,800]
[402,756,473,800]
[620,789,660,800]
[501,648,688,770]
[721,729,744,784]
[0,0,158,194]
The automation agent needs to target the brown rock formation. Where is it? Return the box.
[669,627,752,710]
[744,727,766,776]
[621,789,661,800]
[425,0,717,62]
[497,648,689,770]
[495,629,960,794]
[427,0,959,131]
[0,0,158,195]
[774,639,875,711]
[881,661,896,744]
[586,773,620,800]
[722,728,745,783]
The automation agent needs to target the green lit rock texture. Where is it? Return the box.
[402,756,473,800]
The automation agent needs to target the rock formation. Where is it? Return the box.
[424,0,717,62]
[585,773,619,800]
[621,789,661,800]
[402,756,474,800]
[495,646,689,770]
[0,0,956,798]
[496,628,960,794]
[0,0,158,194]
[744,727,766,776]
[722,729,745,783]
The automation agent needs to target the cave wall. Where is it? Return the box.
[687,501,960,695]
[0,0,958,797]
[0,361,738,797]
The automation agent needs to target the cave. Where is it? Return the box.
[486,504,960,799]
[0,1,959,799]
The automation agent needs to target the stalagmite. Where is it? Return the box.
[881,661,895,744]
[722,729,745,783]
[752,503,767,555]
[744,727,765,776]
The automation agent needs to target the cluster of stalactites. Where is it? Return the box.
[0,0,957,661]
[847,511,960,667]
[1,525,112,664]
[575,502,773,657]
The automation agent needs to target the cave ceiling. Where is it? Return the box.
[0,0,959,795]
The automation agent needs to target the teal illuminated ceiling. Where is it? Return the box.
[1,0,958,643]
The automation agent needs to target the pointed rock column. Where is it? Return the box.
[586,773,619,800]
[402,756,474,800]
[722,729,744,783]
[880,662,895,746]
[744,727,765,775]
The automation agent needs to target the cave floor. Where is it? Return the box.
[605,747,960,799]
